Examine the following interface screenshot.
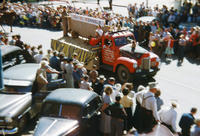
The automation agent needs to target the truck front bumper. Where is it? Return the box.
[133,68,160,78]
[0,127,18,135]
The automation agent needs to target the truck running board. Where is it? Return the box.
[100,64,113,71]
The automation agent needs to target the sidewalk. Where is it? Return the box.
[40,0,176,17]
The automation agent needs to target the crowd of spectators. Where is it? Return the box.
[21,43,198,135]
[1,1,200,134]
[1,0,199,63]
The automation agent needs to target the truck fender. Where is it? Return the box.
[113,57,137,73]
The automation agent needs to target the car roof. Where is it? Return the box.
[44,88,98,107]
[3,63,40,86]
[136,16,156,23]
[0,45,22,56]
[178,22,199,30]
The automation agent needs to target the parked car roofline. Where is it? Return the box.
[0,45,22,56]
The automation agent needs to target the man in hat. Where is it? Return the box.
[93,75,106,95]
[158,101,178,134]
[73,62,84,88]
[103,77,120,102]
[72,52,79,64]
[89,64,98,84]
[137,82,160,133]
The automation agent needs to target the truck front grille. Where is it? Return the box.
[141,57,150,70]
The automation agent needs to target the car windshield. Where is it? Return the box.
[114,36,134,47]
[0,85,32,93]
[42,103,81,120]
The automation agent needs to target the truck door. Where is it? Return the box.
[102,38,115,66]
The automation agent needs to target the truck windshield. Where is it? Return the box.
[114,36,134,47]
[0,85,32,93]
[114,37,127,47]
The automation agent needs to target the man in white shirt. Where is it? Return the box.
[135,82,160,133]
[142,82,160,121]
[34,50,43,63]
[159,102,178,134]
[95,25,103,38]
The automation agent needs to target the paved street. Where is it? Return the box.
[3,25,200,136]
[1,0,200,135]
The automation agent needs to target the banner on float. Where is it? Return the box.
[0,49,3,90]
[69,13,105,26]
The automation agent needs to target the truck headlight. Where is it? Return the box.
[5,117,13,123]
[156,58,160,62]
[133,63,137,68]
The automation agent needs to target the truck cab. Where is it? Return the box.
[101,30,160,83]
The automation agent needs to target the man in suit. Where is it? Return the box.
[179,107,197,136]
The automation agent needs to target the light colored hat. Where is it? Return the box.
[114,83,122,92]
[76,62,84,68]
[171,100,178,108]
[98,75,106,81]
[148,82,158,89]
[40,60,48,67]
[137,85,145,92]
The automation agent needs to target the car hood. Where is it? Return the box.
[0,93,32,117]
[34,117,79,136]
[120,44,148,54]
[3,63,39,86]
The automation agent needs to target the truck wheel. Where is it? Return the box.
[117,65,130,83]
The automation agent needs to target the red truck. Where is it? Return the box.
[51,14,160,83]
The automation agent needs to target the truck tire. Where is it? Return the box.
[117,65,130,83]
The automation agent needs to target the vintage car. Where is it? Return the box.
[178,22,199,31]
[34,88,102,136]
[0,63,65,135]
[0,45,35,70]
[136,16,158,23]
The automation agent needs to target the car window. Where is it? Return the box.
[61,104,81,119]
[42,103,60,117]
[0,86,32,93]
[42,103,81,119]
[2,50,26,70]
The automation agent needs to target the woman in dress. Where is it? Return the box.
[100,86,113,136]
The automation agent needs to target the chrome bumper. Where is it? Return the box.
[0,127,18,135]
